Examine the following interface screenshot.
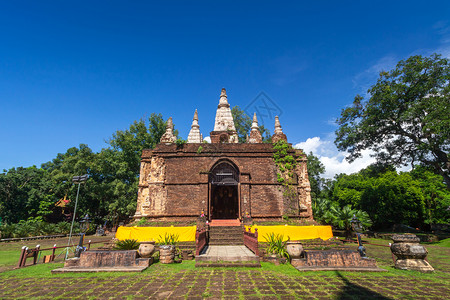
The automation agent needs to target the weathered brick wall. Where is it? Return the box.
[135,143,313,221]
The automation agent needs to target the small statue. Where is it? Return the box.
[356,233,367,258]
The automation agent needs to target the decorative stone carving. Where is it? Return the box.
[160,117,176,143]
[271,116,287,143]
[390,234,434,272]
[248,113,263,143]
[187,109,202,143]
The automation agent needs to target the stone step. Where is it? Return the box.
[210,219,241,227]
[209,232,243,238]
[209,234,243,241]
[195,261,261,268]
[209,227,243,234]
[209,241,244,246]
[209,229,244,236]
[195,245,260,264]
[209,234,243,239]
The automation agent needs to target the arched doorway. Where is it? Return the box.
[209,161,239,220]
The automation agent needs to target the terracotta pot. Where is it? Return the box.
[138,241,155,258]
[286,241,303,259]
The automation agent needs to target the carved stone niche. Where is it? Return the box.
[390,234,434,273]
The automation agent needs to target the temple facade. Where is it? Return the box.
[134,88,313,222]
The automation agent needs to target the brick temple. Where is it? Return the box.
[134,88,313,222]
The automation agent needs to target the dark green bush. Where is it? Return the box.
[115,239,139,250]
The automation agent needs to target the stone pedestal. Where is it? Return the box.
[291,250,385,272]
[390,234,434,273]
[52,250,152,273]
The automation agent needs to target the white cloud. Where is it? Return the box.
[203,136,211,143]
[295,137,323,154]
[294,136,376,178]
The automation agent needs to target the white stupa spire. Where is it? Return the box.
[213,88,237,132]
[249,113,262,143]
[187,109,202,143]
[274,116,283,134]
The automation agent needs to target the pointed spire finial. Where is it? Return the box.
[251,113,259,130]
[160,117,176,143]
[211,88,238,143]
[272,116,287,143]
[167,116,173,129]
[219,88,229,107]
[187,109,202,143]
[274,116,283,134]
[193,109,198,121]
[249,112,262,143]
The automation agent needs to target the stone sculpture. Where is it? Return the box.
[390,234,434,272]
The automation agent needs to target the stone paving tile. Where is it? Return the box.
[1,269,450,299]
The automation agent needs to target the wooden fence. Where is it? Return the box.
[195,228,207,256]
[244,227,259,256]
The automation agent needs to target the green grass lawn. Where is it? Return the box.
[0,236,448,285]
[0,235,449,299]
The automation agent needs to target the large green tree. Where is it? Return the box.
[108,113,170,175]
[0,166,49,223]
[330,164,450,229]
[306,152,325,200]
[335,54,450,188]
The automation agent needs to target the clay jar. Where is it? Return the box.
[138,241,155,258]
[286,241,304,259]
[390,234,427,259]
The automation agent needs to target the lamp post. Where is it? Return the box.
[74,214,91,258]
[350,215,367,257]
[65,174,88,260]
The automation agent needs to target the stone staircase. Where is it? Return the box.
[209,225,244,245]
[195,220,260,267]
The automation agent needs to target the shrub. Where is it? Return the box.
[157,233,179,245]
[115,239,140,250]
[263,232,290,258]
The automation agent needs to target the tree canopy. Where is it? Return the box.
[335,54,450,188]
[306,152,325,199]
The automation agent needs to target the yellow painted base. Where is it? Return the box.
[246,225,333,242]
[116,225,333,243]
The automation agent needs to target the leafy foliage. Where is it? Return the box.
[115,239,140,250]
[0,220,75,239]
[0,114,175,228]
[335,54,450,189]
[157,233,179,245]
[273,140,298,214]
[327,164,450,229]
[263,232,290,258]
[306,152,325,200]
[313,198,372,231]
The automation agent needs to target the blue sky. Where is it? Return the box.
[1,1,450,176]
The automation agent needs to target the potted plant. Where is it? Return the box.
[157,233,180,264]
[263,233,290,264]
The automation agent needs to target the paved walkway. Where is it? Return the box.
[1,268,449,299]
[197,245,259,262]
